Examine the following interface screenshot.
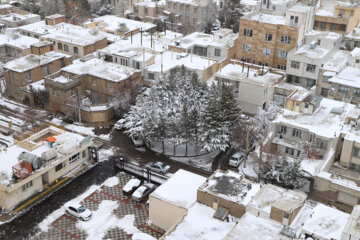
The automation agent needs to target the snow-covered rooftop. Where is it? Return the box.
[247,184,306,214]
[315,0,336,17]
[41,23,107,46]
[273,98,356,139]
[301,203,349,240]
[164,203,235,240]
[351,48,360,58]
[343,205,360,239]
[84,16,156,33]
[249,13,286,25]
[223,213,286,240]
[328,66,360,89]
[151,169,206,209]
[0,11,40,23]
[199,170,260,206]
[216,64,283,85]
[170,31,236,49]
[346,27,360,40]
[17,20,58,35]
[292,45,330,59]
[0,30,38,49]
[4,51,70,72]
[322,50,349,72]
[62,58,139,82]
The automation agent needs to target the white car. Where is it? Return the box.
[229,152,244,167]
[114,119,126,130]
[132,136,144,147]
[123,178,141,195]
[131,183,155,202]
[65,203,92,221]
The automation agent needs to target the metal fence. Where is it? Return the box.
[111,156,169,184]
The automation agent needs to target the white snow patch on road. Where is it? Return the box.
[103,176,119,187]
[98,148,114,162]
[132,232,157,240]
[76,200,139,240]
[38,184,100,232]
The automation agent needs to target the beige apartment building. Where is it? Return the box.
[4,41,72,103]
[237,5,314,69]
[314,0,360,34]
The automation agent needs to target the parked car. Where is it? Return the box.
[131,183,155,202]
[145,161,170,175]
[114,119,126,130]
[123,178,142,195]
[229,152,244,167]
[132,136,144,147]
[65,203,92,221]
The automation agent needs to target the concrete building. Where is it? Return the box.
[164,0,217,33]
[237,4,314,69]
[342,205,360,240]
[0,126,96,210]
[286,30,341,89]
[344,27,360,51]
[197,170,260,219]
[0,29,38,60]
[0,7,40,27]
[314,0,360,34]
[149,169,205,231]
[214,63,284,114]
[4,41,72,103]
[45,58,142,125]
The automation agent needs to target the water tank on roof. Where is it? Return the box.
[57,139,77,155]
[18,151,43,170]
[41,148,57,161]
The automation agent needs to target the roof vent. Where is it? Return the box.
[310,40,317,49]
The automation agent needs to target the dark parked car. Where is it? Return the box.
[131,183,155,202]
[145,161,170,175]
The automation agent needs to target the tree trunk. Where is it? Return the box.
[244,128,250,168]
[185,143,188,156]
[162,141,165,154]
[173,144,176,156]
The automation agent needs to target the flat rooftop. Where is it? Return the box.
[151,169,206,209]
[292,45,330,59]
[328,66,360,89]
[249,13,286,25]
[85,16,155,33]
[199,171,260,206]
[322,50,349,72]
[4,51,70,72]
[247,184,306,214]
[0,30,38,49]
[346,27,360,40]
[62,58,140,82]
[170,31,236,49]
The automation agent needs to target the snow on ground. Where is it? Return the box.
[290,202,315,237]
[98,147,114,162]
[151,169,206,209]
[38,184,100,232]
[76,200,139,240]
[132,232,156,240]
[239,155,258,179]
[151,141,208,157]
[165,203,235,240]
[225,213,284,240]
[103,176,119,187]
[300,159,324,176]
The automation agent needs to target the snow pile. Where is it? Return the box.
[165,203,235,240]
[301,203,349,240]
[225,213,283,240]
[132,233,157,240]
[151,169,206,208]
[76,200,138,240]
[103,176,119,187]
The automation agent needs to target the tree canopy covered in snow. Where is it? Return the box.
[125,66,242,152]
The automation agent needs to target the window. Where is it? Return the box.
[43,65,49,76]
[180,4,183,10]
[61,58,65,68]
[339,24,346,31]
[25,71,31,82]
[243,29,253,37]
[71,89,78,96]
[291,61,300,69]
[292,128,302,138]
[283,212,290,219]
[55,163,63,172]
[277,65,286,70]
[285,147,295,156]
[320,88,329,97]
[185,5,189,11]
[338,84,350,94]
[82,150,86,158]
[91,79,97,86]
[306,64,316,73]
[64,44,69,52]
[194,7,198,14]
[242,43,251,51]
[74,46,78,54]
[53,90,59,97]
[290,15,299,26]
[296,102,300,107]
[316,138,328,150]
[207,67,212,76]
[145,7,148,14]
[69,153,80,164]
[173,3,177,9]
[304,102,309,108]
[320,22,326,30]
[193,18,197,25]
[330,23,337,31]
[13,72,16,81]
[22,180,33,192]
[354,88,360,97]
[58,42,63,50]
[215,49,221,57]
[353,147,360,157]
[278,51,288,59]
[264,33,272,41]
[134,62,140,69]
[263,48,271,56]
[148,73,155,80]
[339,9,345,15]
[280,36,291,44]
[280,125,287,134]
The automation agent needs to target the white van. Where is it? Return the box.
[132,136,144,147]
[229,152,244,167]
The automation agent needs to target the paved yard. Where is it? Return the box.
[34,172,165,240]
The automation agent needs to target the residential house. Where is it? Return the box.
[0,6,40,27]
[314,0,360,34]
[132,0,166,22]
[45,58,142,125]
[343,27,360,51]
[273,82,308,107]
[0,126,96,210]
[4,41,72,103]
[149,169,206,231]
[0,29,38,60]
[286,30,341,89]
[237,4,314,69]
[214,63,284,114]
[164,0,217,33]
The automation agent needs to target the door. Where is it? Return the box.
[213,198,218,210]
[42,172,49,186]
[282,212,290,226]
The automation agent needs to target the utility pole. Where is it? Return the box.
[244,127,250,168]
